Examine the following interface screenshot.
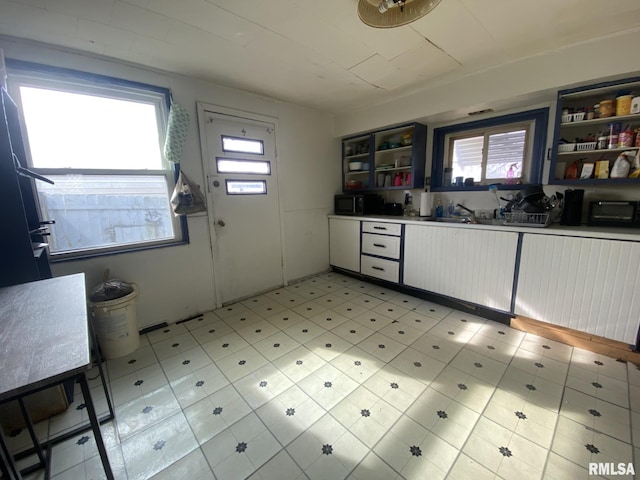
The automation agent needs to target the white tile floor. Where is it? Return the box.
[10,272,640,479]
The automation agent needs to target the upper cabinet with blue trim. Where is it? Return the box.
[550,77,640,185]
[341,122,426,192]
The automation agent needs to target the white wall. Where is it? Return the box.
[0,37,338,329]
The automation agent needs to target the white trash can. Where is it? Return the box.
[89,285,140,359]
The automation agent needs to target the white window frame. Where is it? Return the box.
[444,120,535,185]
[7,64,187,260]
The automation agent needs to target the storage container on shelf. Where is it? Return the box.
[576,142,596,151]
[616,94,633,116]
[558,143,576,153]
[599,99,615,118]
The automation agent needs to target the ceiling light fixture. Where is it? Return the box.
[358,0,442,28]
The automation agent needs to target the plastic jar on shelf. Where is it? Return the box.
[599,99,615,118]
[619,127,634,148]
[616,95,633,116]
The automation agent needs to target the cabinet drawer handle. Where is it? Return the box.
[372,266,385,271]
[373,243,386,248]
[373,226,387,230]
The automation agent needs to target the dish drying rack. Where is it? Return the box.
[503,207,562,228]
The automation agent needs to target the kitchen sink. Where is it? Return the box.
[435,217,502,225]
[435,217,471,223]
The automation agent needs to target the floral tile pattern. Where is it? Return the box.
[24,272,638,480]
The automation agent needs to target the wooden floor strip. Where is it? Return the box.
[511,316,640,366]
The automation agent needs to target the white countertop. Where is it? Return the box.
[328,214,640,242]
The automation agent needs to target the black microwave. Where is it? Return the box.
[334,194,382,216]
[587,201,640,227]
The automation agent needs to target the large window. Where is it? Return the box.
[7,61,186,259]
[432,108,549,190]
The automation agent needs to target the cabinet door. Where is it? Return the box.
[515,234,640,345]
[403,225,518,311]
[329,218,360,272]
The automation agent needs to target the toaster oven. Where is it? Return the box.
[587,201,640,227]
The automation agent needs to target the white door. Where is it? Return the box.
[201,111,283,305]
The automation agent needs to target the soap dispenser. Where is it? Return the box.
[434,195,444,218]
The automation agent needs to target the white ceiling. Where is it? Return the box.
[1,0,640,114]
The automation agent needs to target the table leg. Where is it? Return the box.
[88,318,115,421]
[17,398,46,469]
[0,427,22,480]
[77,374,114,480]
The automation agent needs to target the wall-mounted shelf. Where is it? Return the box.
[557,146,639,157]
[342,123,426,192]
[550,77,640,184]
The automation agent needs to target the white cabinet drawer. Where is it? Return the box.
[361,255,399,283]
[361,233,401,259]
[361,222,402,236]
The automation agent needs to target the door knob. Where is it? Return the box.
[217,220,226,227]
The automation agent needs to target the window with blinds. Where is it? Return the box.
[432,108,548,190]
[447,122,532,185]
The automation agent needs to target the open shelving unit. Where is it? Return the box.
[550,77,640,185]
[341,123,426,192]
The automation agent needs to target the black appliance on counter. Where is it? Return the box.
[334,193,383,215]
[560,189,584,226]
[587,201,640,227]
[384,202,403,216]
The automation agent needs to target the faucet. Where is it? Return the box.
[456,204,476,223]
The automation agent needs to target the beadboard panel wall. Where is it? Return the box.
[403,225,518,312]
[515,234,640,345]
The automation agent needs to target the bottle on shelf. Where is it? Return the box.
[393,172,403,186]
[434,196,444,218]
[447,200,455,217]
[403,192,413,216]
[505,164,517,184]
[619,125,634,148]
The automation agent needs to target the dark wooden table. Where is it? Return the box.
[0,273,114,479]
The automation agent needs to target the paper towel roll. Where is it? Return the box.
[419,191,432,217]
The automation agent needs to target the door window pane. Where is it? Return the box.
[221,136,264,155]
[226,180,267,195]
[216,158,270,174]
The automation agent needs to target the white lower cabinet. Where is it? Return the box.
[359,221,402,284]
[329,217,360,272]
[515,234,640,345]
[403,224,518,312]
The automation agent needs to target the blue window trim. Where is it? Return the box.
[5,58,190,260]
[431,107,549,191]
